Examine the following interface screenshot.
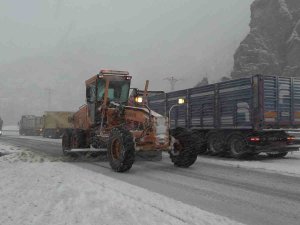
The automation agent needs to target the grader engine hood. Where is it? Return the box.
[124,106,169,151]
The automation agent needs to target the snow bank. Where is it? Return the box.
[14,135,62,143]
[2,125,18,131]
[0,143,245,225]
[2,125,61,144]
[197,152,300,177]
[0,142,62,163]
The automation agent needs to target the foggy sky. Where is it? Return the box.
[0,0,252,124]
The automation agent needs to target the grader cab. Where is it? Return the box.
[62,70,198,172]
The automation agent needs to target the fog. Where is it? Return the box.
[0,0,252,124]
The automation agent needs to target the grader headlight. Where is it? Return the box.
[135,96,143,103]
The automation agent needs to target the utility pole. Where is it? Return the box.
[45,88,52,110]
[164,76,182,91]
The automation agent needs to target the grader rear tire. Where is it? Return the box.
[107,128,135,172]
[170,128,198,168]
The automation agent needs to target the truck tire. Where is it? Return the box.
[43,129,50,138]
[169,128,198,168]
[267,152,288,158]
[207,132,225,155]
[191,130,207,154]
[228,133,249,159]
[107,128,135,172]
[62,129,72,156]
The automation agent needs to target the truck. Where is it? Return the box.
[62,69,198,172]
[43,111,74,138]
[19,115,43,136]
[148,75,300,159]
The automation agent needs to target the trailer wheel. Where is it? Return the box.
[170,128,198,168]
[107,128,135,172]
[207,133,225,155]
[228,134,249,159]
[62,129,72,156]
[267,152,288,158]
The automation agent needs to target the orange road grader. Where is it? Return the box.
[62,70,198,172]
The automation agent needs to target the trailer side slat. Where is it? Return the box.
[148,75,300,130]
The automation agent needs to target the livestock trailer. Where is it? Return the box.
[148,75,300,158]
[19,115,43,136]
[43,111,74,138]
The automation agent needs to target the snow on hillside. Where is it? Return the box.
[0,142,245,225]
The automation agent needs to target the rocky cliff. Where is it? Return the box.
[232,0,300,78]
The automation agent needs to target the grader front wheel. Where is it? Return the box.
[169,128,198,168]
[107,128,135,172]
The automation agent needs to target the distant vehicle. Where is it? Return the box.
[148,74,300,159]
[19,115,43,136]
[42,111,74,138]
[0,117,3,136]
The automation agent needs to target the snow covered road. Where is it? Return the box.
[1,134,300,225]
[0,142,243,225]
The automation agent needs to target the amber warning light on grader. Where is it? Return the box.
[99,69,129,75]
[98,70,132,80]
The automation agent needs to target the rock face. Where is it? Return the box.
[232,0,300,78]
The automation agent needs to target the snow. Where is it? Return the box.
[288,30,300,43]
[197,151,300,177]
[278,0,292,20]
[1,125,18,131]
[0,142,245,225]
[2,125,61,143]
[13,134,62,144]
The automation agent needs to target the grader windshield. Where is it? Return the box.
[97,78,130,103]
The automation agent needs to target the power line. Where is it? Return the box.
[163,76,182,91]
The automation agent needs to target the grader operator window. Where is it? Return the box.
[97,79,130,104]
[86,84,96,102]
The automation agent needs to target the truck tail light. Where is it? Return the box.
[287,136,295,142]
[248,137,260,142]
